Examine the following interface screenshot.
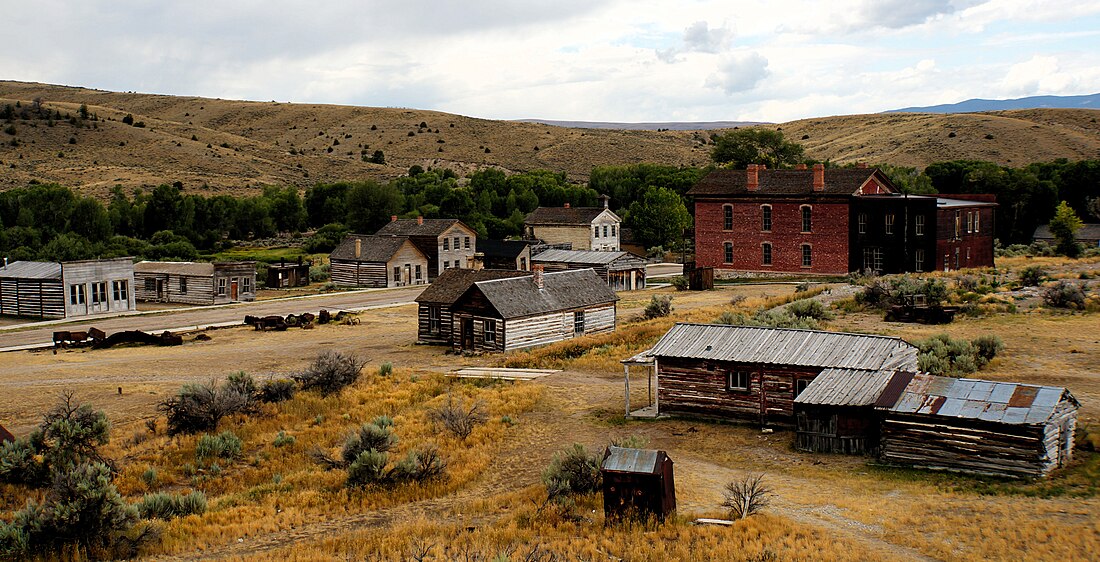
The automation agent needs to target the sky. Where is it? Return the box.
[3,0,1100,123]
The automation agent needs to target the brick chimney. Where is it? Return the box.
[417,215,424,225]
[746,164,759,192]
[564,202,570,209]
[532,264,544,289]
[391,215,398,222]
[354,238,362,259]
[795,163,807,170]
[812,163,825,192]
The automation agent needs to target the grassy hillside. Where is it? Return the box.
[1,81,1099,197]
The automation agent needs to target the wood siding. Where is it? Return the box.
[795,405,879,455]
[331,260,386,287]
[331,241,428,288]
[135,273,216,305]
[530,225,594,250]
[657,358,820,426]
[417,303,454,345]
[0,278,65,318]
[61,259,135,318]
[501,303,615,352]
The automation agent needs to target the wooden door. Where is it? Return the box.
[462,318,474,350]
[231,279,239,301]
[156,279,165,300]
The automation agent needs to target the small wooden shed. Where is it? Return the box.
[601,446,676,521]
[266,258,311,288]
[794,368,899,455]
[875,372,1080,478]
[135,261,256,304]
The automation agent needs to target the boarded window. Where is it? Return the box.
[727,371,750,391]
[484,319,496,343]
[762,243,772,265]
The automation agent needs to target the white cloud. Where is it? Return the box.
[705,52,770,95]
[657,21,734,62]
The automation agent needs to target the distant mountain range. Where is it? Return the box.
[515,119,767,130]
[888,93,1100,114]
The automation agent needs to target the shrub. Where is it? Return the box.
[136,491,207,520]
[722,474,773,519]
[856,276,947,309]
[159,380,254,435]
[610,435,648,449]
[195,431,242,462]
[379,362,393,376]
[225,371,258,400]
[428,394,488,440]
[543,444,601,503]
[273,431,296,448]
[39,392,111,469]
[643,295,673,319]
[371,415,394,428]
[141,467,158,487]
[1018,265,1047,287]
[795,282,811,293]
[346,449,389,488]
[971,335,1004,364]
[294,351,366,396]
[389,445,447,483]
[669,275,688,291]
[915,333,1002,376]
[1042,280,1087,309]
[786,299,834,321]
[0,437,47,486]
[342,423,398,465]
[729,294,747,306]
[259,378,296,403]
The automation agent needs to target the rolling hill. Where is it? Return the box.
[1,81,1099,197]
[888,93,1100,113]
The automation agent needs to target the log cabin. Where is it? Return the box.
[330,235,429,288]
[0,258,135,319]
[134,261,256,305]
[449,266,618,353]
[532,249,647,291]
[793,367,901,455]
[266,258,311,288]
[414,268,527,345]
[875,372,1080,478]
[375,217,477,280]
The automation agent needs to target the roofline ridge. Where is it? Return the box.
[672,322,910,342]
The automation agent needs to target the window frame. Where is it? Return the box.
[443,238,450,251]
[915,214,925,236]
[727,371,751,391]
[242,276,252,294]
[762,242,773,266]
[393,266,401,282]
[858,213,867,234]
[795,378,812,397]
[464,236,470,249]
[885,214,895,235]
[217,277,227,296]
[761,205,772,232]
[428,305,441,334]
[723,242,734,264]
[573,310,585,336]
[723,205,734,231]
[112,280,128,302]
[415,264,422,280]
[593,225,599,238]
[801,205,812,233]
[801,244,812,268]
[484,319,496,343]
[974,211,980,233]
[69,284,85,305]
[915,248,925,272]
[611,225,617,237]
[967,211,973,233]
[91,282,107,304]
[179,276,188,294]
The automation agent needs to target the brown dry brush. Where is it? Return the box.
[428,393,488,440]
[293,350,367,396]
[722,473,773,519]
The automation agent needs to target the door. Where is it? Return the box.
[231,279,239,301]
[155,279,165,301]
[462,318,474,350]
[404,264,412,286]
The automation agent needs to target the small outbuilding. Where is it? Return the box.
[0,258,135,319]
[266,258,311,288]
[794,368,900,455]
[330,235,429,288]
[532,249,647,291]
[601,446,676,521]
[134,261,256,305]
[413,268,528,345]
[875,372,1080,478]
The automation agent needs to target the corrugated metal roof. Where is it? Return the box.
[533,249,643,266]
[469,268,619,319]
[602,446,659,474]
[0,261,62,280]
[794,368,898,407]
[878,373,1079,425]
[647,324,918,371]
[135,261,216,276]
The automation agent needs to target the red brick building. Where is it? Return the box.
[689,164,995,276]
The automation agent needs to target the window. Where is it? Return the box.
[761,205,772,232]
[915,214,925,236]
[484,319,496,343]
[611,225,617,237]
[727,371,750,391]
[762,243,772,265]
[393,266,401,282]
[218,277,227,296]
[885,214,895,235]
[974,211,980,233]
[91,282,107,304]
[443,238,450,251]
[593,226,600,238]
[112,280,128,301]
[179,277,188,294]
[454,260,461,268]
[967,212,973,233]
[69,284,85,305]
[573,311,585,335]
[603,225,609,238]
[723,205,733,230]
[242,276,252,294]
[520,257,527,270]
[454,236,460,250]
[801,206,812,233]
[428,306,441,334]
[863,248,883,272]
[415,265,422,280]
[723,242,733,264]
[966,247,971,261]
[144,278,156,291]
[464,236,470,249]
[795,379,811,397]
[801,244,812,268]
[954,211,961,239]
[858,213,867,234]
[915,249,925,272]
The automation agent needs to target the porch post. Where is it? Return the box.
[624,364,631,418]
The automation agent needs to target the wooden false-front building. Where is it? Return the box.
[875,372,1080,478]
[330,235,429,288]
[449,267,618,353]
[628,324,918,426]
[414,268,527,345]
[375,217,477,280]
[266,258,311,288]
[532,249,647,291]
[0,258,135,319]
[134,261,256,304]
[601,446,676,521]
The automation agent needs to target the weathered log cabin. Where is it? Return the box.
[414,268,527,345]
[793,367,901,454]
[475,239,531,271]
[875,372,1080,478]
[601,446,676,521]
[266,258,311,288]
[134,261,256,305]
[330,235,429,288]
[449,267,618,352]
[532,249,647,291]
[375,217,477,280]
[626,324,918,426]
[0,258,135,319]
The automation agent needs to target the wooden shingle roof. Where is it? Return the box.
[330,235,419,263]
[477,239,529,259]
[465,268,618,319]
[375,218,468,237]
[415,268,528,305]
[525,206,618,226]
[688,168,895,197]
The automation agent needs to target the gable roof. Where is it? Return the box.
[644,324,918,371]
[0,261,62,280]
[1034,223,1100,242]
[532,249,645,266]
[795,367,901,407]
[375,218,469,237]
[330,234,422,263]
[688,168,896,197]
[415,268,528,305]
[477,239,530,259]
[461,268,618,319]
[601,446,666,474]
[525,206,619,226]
[135,261,216,276]
[875,372,1079,425]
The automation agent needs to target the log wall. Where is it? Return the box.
[417,303,454,345]
[331,260,387,288]
[135,273,216,305]
[795,405,879,454]
[0,278,65,318]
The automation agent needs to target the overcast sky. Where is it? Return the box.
[3,0,1099,122]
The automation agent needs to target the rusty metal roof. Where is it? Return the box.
[602,446,661,474]
[0,261,62,280]
[645,324,918,371]
[795,368,901,407]
[876,372,1079,425]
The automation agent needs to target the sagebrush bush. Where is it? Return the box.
[1042,280,1087,309]
[669,276,688,291]
[971,335,1005,363]
[856,276,948,309]
[346,449,389,488]
[259,378,296,403]
[428,394,488,440]
[342,423,398,465]
[1018,265,1047,287]
[136,491,207,520]
[785,299,834,321]
[915,333,1004,376]
[379,362,393,376]
[389,445,447,483]
[643,295,673,319]
[543,444,601,503]
[294,350,366,396]
[273,431,296,448]
[159,379,254,435]
[195,431,242,462]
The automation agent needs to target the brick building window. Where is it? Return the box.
[762,243,772,265]
[761,205,772,232]
[915,215,925,236]
[723,205,733,230]
[801,244,812,268]
[915,249,925,272]
[801,206,812,233]
[727,371,750,391]
[858,213,867,234]
[954,211,961,239]
[967,212,973,233]
[974,211,980,233]
[723,242,733,264]
[885,214,895,235]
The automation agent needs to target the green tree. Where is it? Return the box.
[626,186,692,250]
[710,129,804,169]
[875,164,936,195]
[345,180,403,233]
[1049,200,1084,257]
